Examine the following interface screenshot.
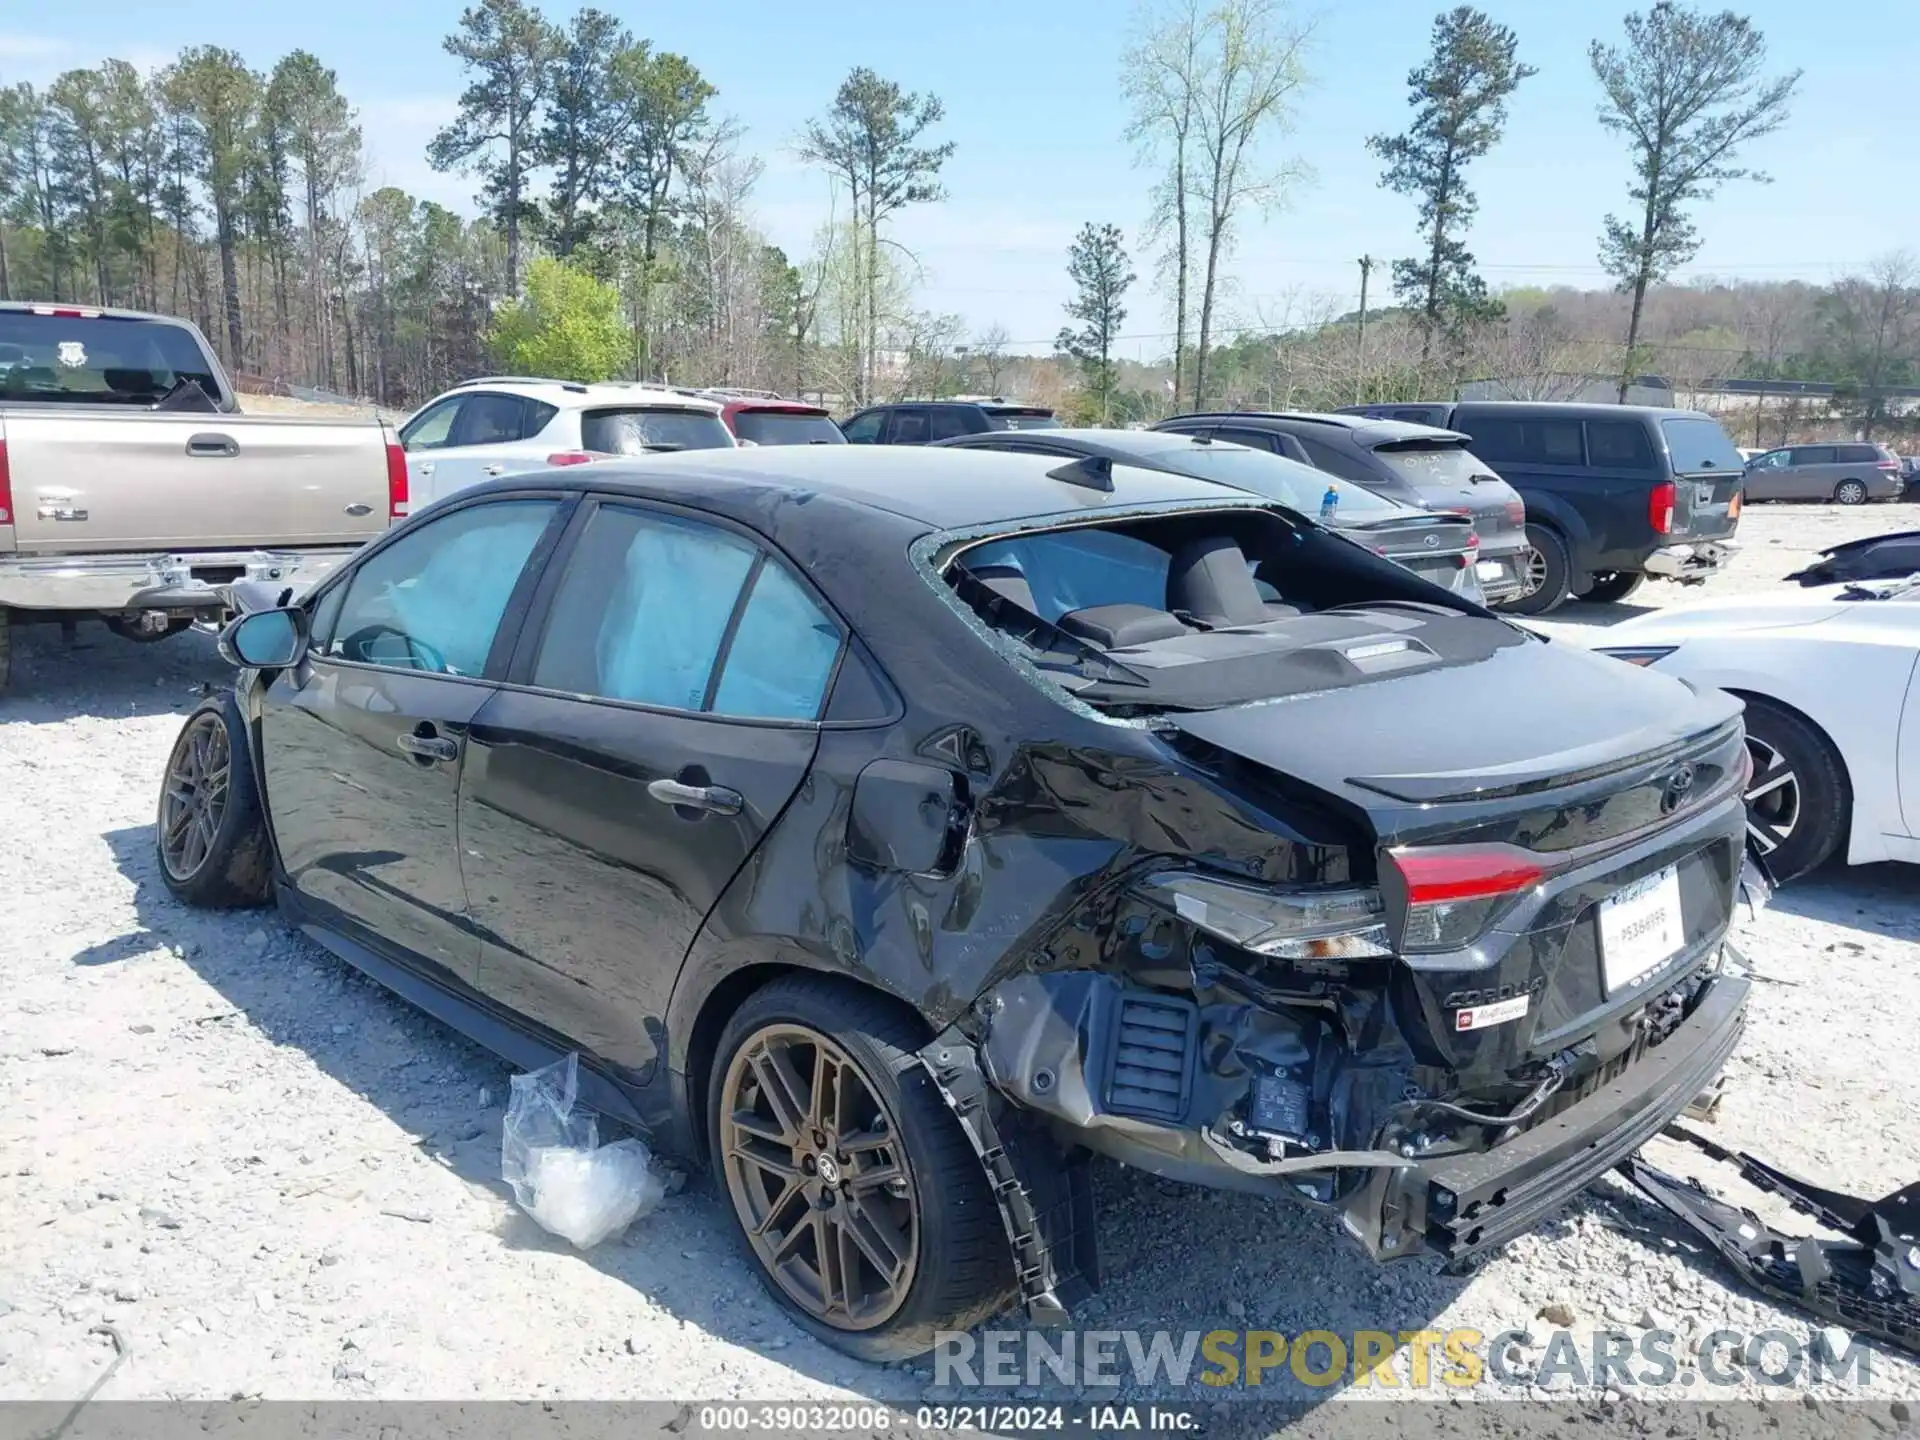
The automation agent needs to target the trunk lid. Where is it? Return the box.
[1161,630,1747,1078]
[1340,511,1475,590]
[1,409,392,552]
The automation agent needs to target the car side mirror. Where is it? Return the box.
[219,607,307,669]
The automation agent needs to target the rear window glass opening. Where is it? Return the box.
[582,407,732,454]
[731,409,846,446]
[0,311,223,406]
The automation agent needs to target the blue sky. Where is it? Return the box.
[2,0,1909,360]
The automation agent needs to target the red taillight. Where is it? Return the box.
[1505,498,1525,525]
[0,438,12,525]
[1648,480,1676,535]
[1465,532,1480,551]
[385,441,409,521]
[546,451,596,467]
[29,305,97,318]
[1389,844,1552,952]
[1392,846,1548,904]
[1877,460,1899,471]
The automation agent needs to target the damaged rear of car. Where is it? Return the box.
[893,487,1757,1333]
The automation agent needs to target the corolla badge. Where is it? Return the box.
[1660,763,1697,814]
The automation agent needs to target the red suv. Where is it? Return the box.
[716,397,846,446]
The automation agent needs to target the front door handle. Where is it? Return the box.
[647,778,743,815]
[483,463,506,477]
[396,731,458,763]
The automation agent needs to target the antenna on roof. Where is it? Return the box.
[1046,456,1114,493]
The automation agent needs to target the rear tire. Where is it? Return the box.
[1496,524,1572,616]
[707,974,1013,1361]
[1580,571,1645,604]
[156,692,274,908]
[1740,696,1849,883]
[1834,479,1870,505]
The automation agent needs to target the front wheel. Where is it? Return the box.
[1741,697,1849,882]
[156,693,274,908]
[1494,524,1572,616]
[1580,570,1645,604]
[1834,479,1870,505]
[708,975,1013,1361]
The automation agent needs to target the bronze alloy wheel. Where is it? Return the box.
[719,1023,919,1330]
[160,710,232,882]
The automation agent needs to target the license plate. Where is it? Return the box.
[1476,560,1504,580]
[1598,866,1684,994]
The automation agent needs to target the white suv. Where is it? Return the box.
[397,377,732,510]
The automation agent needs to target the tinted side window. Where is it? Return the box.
[839,411,884,444]
[1791,446,1835,465]
[532,507,755,709]
[324,499,559,677]
[1585,420,1656,469]
[928,407,974,441]
[889,409,932,443]
[1836,444,1877,463]
[1297,436,1381,485]
[1462,418,1584,466]
[710,562,843,720]
[449,393,528,447]
[522,400,559,439]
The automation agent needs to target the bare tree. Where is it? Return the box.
[1589,2,1799,401]
[1124,0,1203,409]
[970,321,1011,394]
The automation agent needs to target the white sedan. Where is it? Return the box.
[1591,577,1920,880]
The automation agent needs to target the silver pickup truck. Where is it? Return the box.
[0,302,403,690]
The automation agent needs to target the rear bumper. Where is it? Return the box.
[1641,538,1739,582]
[1348,958,1749,1264]
[0,547,355,614]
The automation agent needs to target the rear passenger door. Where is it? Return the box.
[1787,446,1836,500]
[409,392,551,506]
[458,499,846,1081]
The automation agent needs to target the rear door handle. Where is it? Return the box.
[647,778,743,815]
[396,732,459,763]
[186,432,239,457]
[483,463,506,476]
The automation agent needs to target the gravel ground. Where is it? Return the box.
[2,501,1918,1419]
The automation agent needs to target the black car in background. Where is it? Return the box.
[839,398,1059,444]
[1338,402,1745,614]
[1149,411,1530,606]
[932,426,1489,600]
[159,446,1753,1362]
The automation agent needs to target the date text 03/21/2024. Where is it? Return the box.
[693,1404,1201,1433]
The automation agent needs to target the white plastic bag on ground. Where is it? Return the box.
[501,1053,667,1248]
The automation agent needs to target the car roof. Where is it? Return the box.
[444,377,723,414]
[1448,400,1719,422]
[468,443,1268,533]
[853,399,1052,414]
[1168,411,1467,445]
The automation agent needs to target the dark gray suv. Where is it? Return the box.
[839,399,1059,444]
[1151,411,1529,604]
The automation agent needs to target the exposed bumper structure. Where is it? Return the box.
[0,547,354,614]
[1642,538,1739,583]
[1373,965,1749,1266]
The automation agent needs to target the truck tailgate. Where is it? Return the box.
[0,409,392,553]
[1675,470,1741,541]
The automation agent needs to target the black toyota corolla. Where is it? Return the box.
[156,446,1758,1361]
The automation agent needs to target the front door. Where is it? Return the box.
[260,496,566,986]
[459,500,844,1079]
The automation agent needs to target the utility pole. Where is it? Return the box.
[1355,255,1374,406]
